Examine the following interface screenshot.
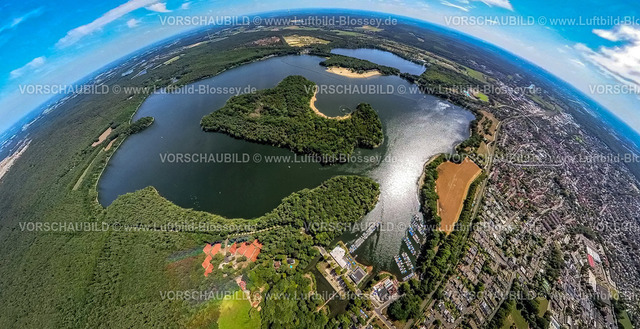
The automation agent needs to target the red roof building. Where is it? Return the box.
[236,242,249,257]
[202,255,213,277]
[210,243,221,256]
[203,244,212,255]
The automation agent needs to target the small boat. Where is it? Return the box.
[402,252,414,271]
[404,236,417,256]
[403,272,415,281]
[394,255,407,274]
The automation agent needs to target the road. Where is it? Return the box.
[373,294,400,329]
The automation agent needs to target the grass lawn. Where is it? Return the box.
[618,310,633,329]
[501,306,528,329]
[465,67,487,82]
[536,297,549,317]
[474,92,489,102]
[218,290,261,329]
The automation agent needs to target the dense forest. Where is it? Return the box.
[201,75,384,163]
[319,54,400,75]
[106,175,379,244]
[0,29,386,328]
[83,174,379,327]
[0,24,501,328]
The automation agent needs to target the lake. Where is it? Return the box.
[98,51,473,274]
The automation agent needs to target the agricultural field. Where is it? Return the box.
[435,158,482,234]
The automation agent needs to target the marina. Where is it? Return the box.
[402,272,415,281]
[402,252,414,271]
[404,236,417,256]
[394,255,407,274]
[409,227,422,245]
[412,214,426,236]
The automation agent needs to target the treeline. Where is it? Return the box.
[106,175,379,245]
[320,54,400,75]
[456,118,483,152]
[419,155,446,228]
[97,175,379,327]
[420,64,477,88]
[201,75,383,163]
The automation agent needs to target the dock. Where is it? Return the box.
[348,222,381,254]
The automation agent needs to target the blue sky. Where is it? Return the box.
[2,0,640,135]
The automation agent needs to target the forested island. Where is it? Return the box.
[126,116,154,135]
[201,75,383,163]
[320,54,400,75]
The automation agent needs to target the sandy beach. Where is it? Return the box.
[326,66,381,78]
[309,90,351,120]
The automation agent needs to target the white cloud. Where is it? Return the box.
[0,7,44,34]
[10,56,46,79]
[577,25,640,86]
[476,0,513,11]
[127,18,140,28]
[181,2,191,10]
[442,0,512,12]
[440,1,470,12]
[593,25,640,42]
[56,0,159,48]
[146,3,171,13]
[592,29,619,42]
[570,58,585,67]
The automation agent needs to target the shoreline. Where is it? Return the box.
[326,66,381,78]
[309,89,351,120]
[0,139,31,182]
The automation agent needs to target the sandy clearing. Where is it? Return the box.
[104,139,116,151]
[186,41,207,49]
[92,127,112,147]
[283,35,329,47]
[436,158,482,234]
[326,66,381,78]
[309,89,351,120]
